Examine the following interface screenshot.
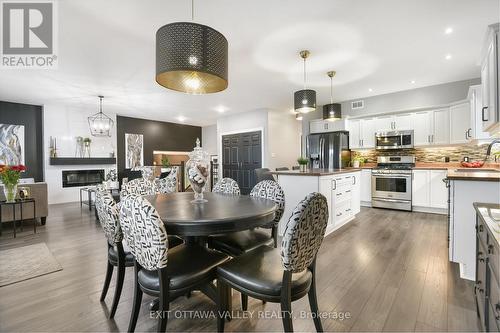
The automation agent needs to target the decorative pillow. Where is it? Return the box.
[250,180,285,227]
[280,192,328,273]
[119,194,169,270]
[212,178,240,195]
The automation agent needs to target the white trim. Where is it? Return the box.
[411,206,447,215]
[152,150,190,155]
[218,127,265,179]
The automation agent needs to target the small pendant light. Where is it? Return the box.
[295,112,303,121]
[156,0,228,94]
[88,96,114,137]
[323,71,341,120]
[294,50,316,113]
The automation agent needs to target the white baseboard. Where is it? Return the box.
[459,263,474,281]
[325,215,355,237]
[412,206,447,215]
[361,201,372,207]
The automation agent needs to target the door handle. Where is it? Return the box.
[467,128,472,139]
[465,130,468,140]
[482,106,489,121]
[427,135,430,143]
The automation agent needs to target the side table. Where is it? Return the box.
[0,198,36,238]
[80,187,96,211]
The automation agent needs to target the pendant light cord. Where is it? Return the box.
[99,96,103,114]
[330,76,333,104]
[303,57,306,90]
[191,0,194,21]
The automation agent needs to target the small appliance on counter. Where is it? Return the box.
[306,131,350,169]
[375,130,414,150]
[371,155,415,211]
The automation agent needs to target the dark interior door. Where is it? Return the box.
[222,131,262,194]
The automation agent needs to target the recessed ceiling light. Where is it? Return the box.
[368,88,373,92]
[445,27,453,34]
[410,80,416,84]
[215,105,227,113]
[177,116,186,122]
[445,54,452,60]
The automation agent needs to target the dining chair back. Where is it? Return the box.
[255,168,275,183]
[291,166,300,170]
[275,167,289,171]
[120,178,159,199]
[250,180,285,227]
[119,193,169,270]
[213,178,241,195]
[156,167,178,194]
[281,192,328,273]
[95,185,122,244]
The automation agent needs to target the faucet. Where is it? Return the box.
[486,139,500,162]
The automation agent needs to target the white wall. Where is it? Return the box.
[44,104,117,204]
[267,110,302,171]
[201,124,217,155]
[216,109,269,167]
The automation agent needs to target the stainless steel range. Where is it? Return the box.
[371,155,415,211]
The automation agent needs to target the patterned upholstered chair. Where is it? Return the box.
[212,178,240,195]
[95,185,134,319]
[217,192,328,333]
[120,178,159,199]
[156,167,178,194]
[119,194,229,332]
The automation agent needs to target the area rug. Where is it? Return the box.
[0,243,62,287]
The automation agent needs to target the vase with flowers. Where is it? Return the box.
[0,164,26,203]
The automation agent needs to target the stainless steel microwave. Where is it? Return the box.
[375,130,414,150]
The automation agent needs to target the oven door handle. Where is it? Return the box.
[372,198,411,204]
[372,174,412,179]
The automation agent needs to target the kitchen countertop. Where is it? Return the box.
[446,168,500,181]
[473,202,500,246]
[270,168,361,176]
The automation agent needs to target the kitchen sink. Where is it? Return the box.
[454,168,500,173]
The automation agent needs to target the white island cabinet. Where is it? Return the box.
[272,169,361,236]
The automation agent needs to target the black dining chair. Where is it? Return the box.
[291,166,300,170]
[216,192,329,332]
[275,167,290,171]
[210,180,285,310]
[120,193,230,332]
[255,168,275,183]
[212,178,241,195]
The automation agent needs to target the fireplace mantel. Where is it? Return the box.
[49,157,116,165]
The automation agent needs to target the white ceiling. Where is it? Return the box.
[0,0,498,126]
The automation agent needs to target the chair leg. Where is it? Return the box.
[280,271,293,332]
[109,259,125,318]
[271,226,278,248]
[128,263,143,333]
[157,269,170,333]
[308,276,323,332]
[217,280,229,332]
[241,294,248,311]
[100,261,113,302]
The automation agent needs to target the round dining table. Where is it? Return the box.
[143,191,277,308]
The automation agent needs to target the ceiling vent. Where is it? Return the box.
[351,100,364,110]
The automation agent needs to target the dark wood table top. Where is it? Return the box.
[145,192,276,236]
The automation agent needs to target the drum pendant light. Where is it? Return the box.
[88,96,114,137]
[294,50,316,113]
[323,71,341,120]
[155,0,228,94]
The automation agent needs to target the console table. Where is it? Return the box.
[0,198,36,238]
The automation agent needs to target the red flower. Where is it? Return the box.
[18,165,26,171]
[10,165,20,171]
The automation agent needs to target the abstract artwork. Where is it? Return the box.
[125,133,143,169]
[0,124,25,165]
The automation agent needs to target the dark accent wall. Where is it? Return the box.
[0,101,44,182]
[116,115,202,174]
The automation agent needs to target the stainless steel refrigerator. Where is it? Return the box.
[306,131,350,169]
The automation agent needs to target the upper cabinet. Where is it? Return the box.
[468,85,490,140]
[309,119,347,134]
[450,102,471,144]
[347,118,375,149]
[412,109,449,146]
[481,24,499,133]
[432,108,450,145]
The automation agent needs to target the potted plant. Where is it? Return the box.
[351,152,364,168]
[0,164,26,202]
[161,156,170,167]
[83,137,91,157]
[297,157,309,172]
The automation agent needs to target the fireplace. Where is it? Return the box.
[62,169,105,188]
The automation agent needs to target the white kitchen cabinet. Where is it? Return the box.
[310,119,348,134]
[413,111,432,146]
[319,178,333,226]
[429,170,448,209]
[481,24,499,132]
[412,170,430,207]
[375,116,394,131]
[348,119,361,149]
[360,118,377,148]
[432,109,450,145]
[327,119,347,132]
[450,102,471,144]
[360,169,372,205]
[468,85,489,140]
[393,113,413,130]
[351,172,361,214]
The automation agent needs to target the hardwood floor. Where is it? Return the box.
[0,204,480,332]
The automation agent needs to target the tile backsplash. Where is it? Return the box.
[353,143,499,163]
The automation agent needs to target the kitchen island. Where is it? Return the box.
[447,169,500,280]
[271,168,361,236]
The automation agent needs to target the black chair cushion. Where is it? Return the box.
[137,244,229,293]
[217,245,312,297]
[108,246,135,267]
[167,235,184,248]
[210,229,274,256]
